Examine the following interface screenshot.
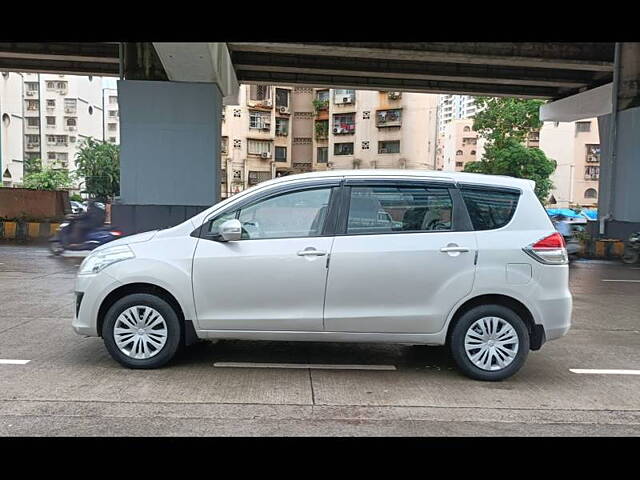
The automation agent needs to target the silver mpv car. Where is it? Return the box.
[73,170,572,381]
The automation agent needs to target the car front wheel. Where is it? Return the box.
[449,304,530,381]
[102,293,181,369]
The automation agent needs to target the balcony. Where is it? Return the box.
[376,109,402,128]
[64,107,77,114]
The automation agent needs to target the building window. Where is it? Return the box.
[109,137,117,143]
[66,117,76,127]
[376,109,402,128]
[585,165,600,180]
[26,100,38,111]
[334,143,354,156]
[26,134,40,144]
[46,116,56,126]
[249,85,272,101]
[332,113,355,135]
[275,117,289,136]
[576,121,591,133]
[221,137,228,154]
[48,152,56,160]
[64,99,77,113]
[247,170,273,186]
[25,82,38,92]
[456,162,463,167]
[316,90,330,102]
[586,144,600,163]
[108,123,117,131]
[27,117,39,127]
[317,147,328,163]
[275,89,289,108]
[109,110,118,117]
[47,99,55,108]
[463,126,471,132]
[379,141,400,154]
[247,139,272,156]
[471,150,476,155]
[249,110,271,130]
[109,96,117,105]
[334,89,355,104]
[585,188,598,199]
[275,146,287,162]
[456,150,463,155]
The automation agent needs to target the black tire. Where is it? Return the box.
[102,293,181,369]
[621,249,639,265]
[449,304,530,381]
[50,241,64,256]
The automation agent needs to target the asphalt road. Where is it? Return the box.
[0,244,639,436]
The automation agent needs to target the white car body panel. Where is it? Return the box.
[73,170,571,355]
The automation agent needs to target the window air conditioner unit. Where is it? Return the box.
[26,91,34,96]
[343,96,350,103]
[261,152,271,159]
[333,127,340,134]
[264,99,272,107]
[279,106,288,114]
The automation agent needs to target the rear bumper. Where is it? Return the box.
[536,294,572,343]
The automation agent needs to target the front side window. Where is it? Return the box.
[347,186,453,235]
[208,188,332,240]
[460,188,520,231]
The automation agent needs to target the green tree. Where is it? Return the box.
[74,138,120,201]
[23,167,73,190]
[464,97,557,202]
[24,157,43,175]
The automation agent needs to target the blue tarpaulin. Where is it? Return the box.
[546,208,598,220]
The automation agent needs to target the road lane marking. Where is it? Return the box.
[570,369,640,375]
[214,362,396,371]
[0,359,30,365]
[601,279,640,283]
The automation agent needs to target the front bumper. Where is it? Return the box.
[72,270,122,337]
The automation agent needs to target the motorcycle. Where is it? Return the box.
[621,232,640,264]
[49,214,123,255]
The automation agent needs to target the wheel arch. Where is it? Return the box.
[97,282,198,346]
[445,294,543,350]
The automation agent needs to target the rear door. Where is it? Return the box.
[323,180,477,334]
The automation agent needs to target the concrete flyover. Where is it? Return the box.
[2,42,637,237]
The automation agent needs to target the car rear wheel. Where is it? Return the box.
[102,293,181,369]
[449,304,530,381]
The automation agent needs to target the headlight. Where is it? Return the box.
[78,245,135,275]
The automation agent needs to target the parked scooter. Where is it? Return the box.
[49,214,123,255]
[621,232,640,264]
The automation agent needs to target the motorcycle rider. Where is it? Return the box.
[69,200,106,246]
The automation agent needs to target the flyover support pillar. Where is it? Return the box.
[111,80,222,234]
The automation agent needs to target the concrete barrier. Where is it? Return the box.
[0,220,60,243]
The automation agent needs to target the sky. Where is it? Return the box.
[102,77,118,90]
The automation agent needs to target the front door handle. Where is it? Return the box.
[440,246,470,253]
[297,248,327,257]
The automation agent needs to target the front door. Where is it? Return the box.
[193,185,337,331]
[324,182,477,334]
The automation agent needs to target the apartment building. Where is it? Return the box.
[437,95,476,134]
[221,85,439,198]
[22,73,105,179]
[438,118,480,172]
[540,118,600,208]
[103,88,120,145]
[0,72,24,186]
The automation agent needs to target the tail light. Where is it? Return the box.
[523,232,568,265]
[110,230,123,236]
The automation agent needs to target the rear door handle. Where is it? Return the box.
[297,248,327,257]
[440,246,470,253]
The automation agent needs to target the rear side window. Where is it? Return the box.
[347,186,453,234]
[460,188,520,231]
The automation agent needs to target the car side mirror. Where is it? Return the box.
[218,219,242,242]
